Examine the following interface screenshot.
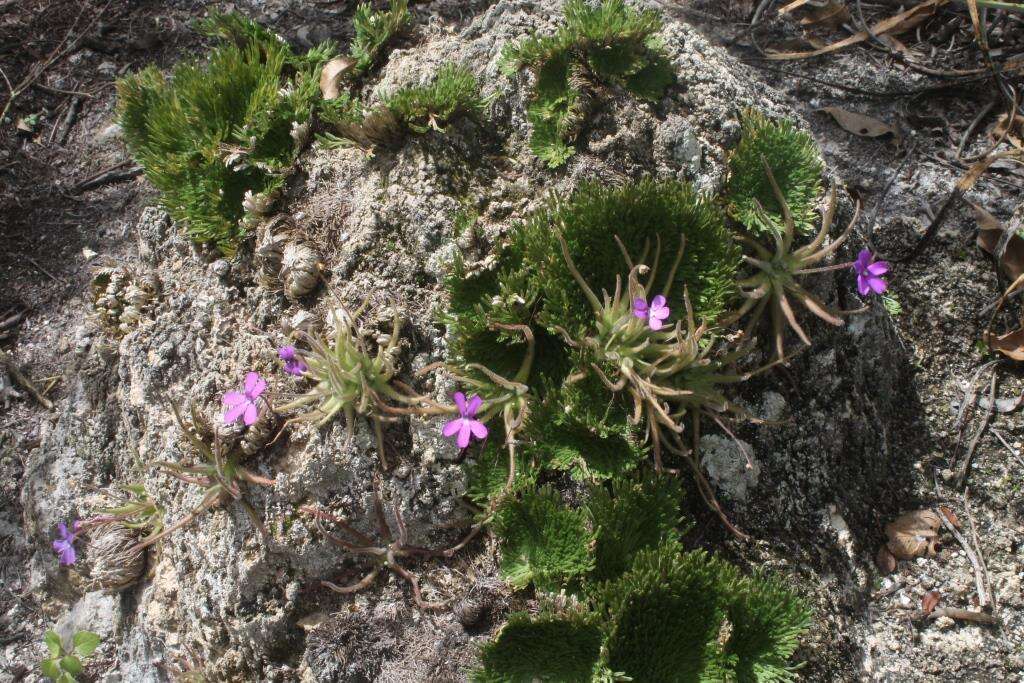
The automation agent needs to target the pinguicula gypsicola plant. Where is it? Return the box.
[725,164,864,362]
[320,63,486,149]
[117,13,338,253]
[500,0,676,167]
[446,178,751,534]
[135,381,278,550]
[301,468,482,610]
[61,486,164,593]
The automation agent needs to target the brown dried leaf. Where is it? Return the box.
[799,0,851,29]
[938,505,960,529]
[876,545,897,574]
[973,202,1024,281]
[818,107,899,139]
[320,56,355,100]
[987,327,1024,361]
[884,509,943,560]
[990,112,1023,150]
[922,590,941,615]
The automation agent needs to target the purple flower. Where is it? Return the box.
[278,346,307,376]
[442,392,488,449]
[633,295,671,331]
[853,249,889,296]
[223,371,267,426]
[52,520,81,566]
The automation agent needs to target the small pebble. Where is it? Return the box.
[210,259,231,278]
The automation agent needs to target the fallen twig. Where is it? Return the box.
[962,488,994,612]
[933,474,990,610]
[59,96,83,145]
[69,164,143,195]
[927,606,1000,624]
[22,254,64,284]
[0,350,54,410]
[0,1,110,121]
[956,369,996,487]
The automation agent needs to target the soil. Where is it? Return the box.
[2,0,1022,681]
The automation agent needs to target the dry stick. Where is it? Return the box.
[928,607,1000,624]
[934,473,990,609]
[963,488,995,612]
[21,254,64,283]
[956,370,996,488]
[69,164,143,195]
[0,350,53,409]
[58,96,82,145]
[957,99,998,160]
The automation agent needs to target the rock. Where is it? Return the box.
[94,123,123,144]
[700,434,760,502]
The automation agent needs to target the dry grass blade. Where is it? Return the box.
[766,0,949,60]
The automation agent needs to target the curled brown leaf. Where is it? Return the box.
[884,508,943,560]
[320,57,355,100]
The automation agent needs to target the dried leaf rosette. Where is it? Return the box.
[90,264,160,335]
[254,216,322,299]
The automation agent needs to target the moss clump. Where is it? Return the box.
[501,0,675,167]
[492,486,596,592]
[473,610,604,683]
[475,536,811,682]
[349,0,411,78]
[117,13,335,253]
[324,63,486,148]
[586,475,683,583]
[725,109,824,236]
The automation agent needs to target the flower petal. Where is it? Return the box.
[453,391,468,416]
[57,522,68,539]
[632,298,648,318]
[278,346,296,361]
[868,276,888,294]
[223,391,245,407]
[467,394,483,416]
[857,275,870,297]
[648,317,664,331]
[443,419,463,437]
[867,261,889,276]
[245,373,267,399]
[456,422,472,449]
[243,402,260,426]
[651,294,667,308]
[651,306,670,320]
[61,546,76,565]
[224,401,248,424]
[469,420,488,440]
[53,539,68,554]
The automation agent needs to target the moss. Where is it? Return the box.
[586,475,683,583]
[349,0,411,77]
[473,610,603,683]
[117,13,334,253]
[492,486,596,592]
[327,63,486,148]
[725,109,824,236]
[501,0,675,167]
